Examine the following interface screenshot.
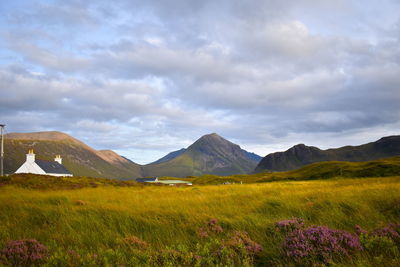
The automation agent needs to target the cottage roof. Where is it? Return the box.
[136,178,157,182]
[35,159,72,175]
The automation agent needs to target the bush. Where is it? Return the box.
[0,239,48,266]
[356,223,400,258]
[223,231,263,256]
[371,223,400,246]
[282,226,362,264]
[275,218,305,234]
[197,218,224,238]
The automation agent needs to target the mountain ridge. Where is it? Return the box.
[4,131,262,178]
[142,133,261,177]
[4,131,142,179]
[255,135,400,173]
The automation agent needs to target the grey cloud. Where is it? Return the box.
[1,0,400,163]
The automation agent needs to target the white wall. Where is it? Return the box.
[15,162,46,175]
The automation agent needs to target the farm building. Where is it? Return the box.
[15,150,73,177]
[136,177,159,182]
[135,177,192,186]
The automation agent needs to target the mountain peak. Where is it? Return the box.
[201,133,222,139]
[191,133,232,148]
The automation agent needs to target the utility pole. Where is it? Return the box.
[0,124,5,176]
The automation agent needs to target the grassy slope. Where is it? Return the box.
[0,176,399,265]
[182,156,400,184]
[4,139,142,179]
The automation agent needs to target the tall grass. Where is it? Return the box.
[0,176,399,265]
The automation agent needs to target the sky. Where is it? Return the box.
[1,0,400,164]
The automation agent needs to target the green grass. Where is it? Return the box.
[0,174,399,265]
[178,156,400,185]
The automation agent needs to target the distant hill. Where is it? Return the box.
[4,131,142,179]
[151,145,262,166]
[150,148,186,164]
[186,156,400,185]
[142,133,261,177]
[255,135,400,173]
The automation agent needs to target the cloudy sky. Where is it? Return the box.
[1,0,400,164]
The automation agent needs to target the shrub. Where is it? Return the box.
[197,218,224,238]
[0,239,48,266]
[121,235,148,250]
[282,226,362,264]
[275,218,305,234]
[356,223,400,258]
[360,234,399,258]
[370,223,400,245]
[224,231,263,256]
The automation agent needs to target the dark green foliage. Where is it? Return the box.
[0,173,139,190]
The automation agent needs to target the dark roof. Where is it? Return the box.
[35,160,72,175]
[136,178,157,182]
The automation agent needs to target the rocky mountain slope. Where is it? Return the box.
[255,135,400,173]
[142,133,261,177]
[4,131,142,179]
[4,131,262,179]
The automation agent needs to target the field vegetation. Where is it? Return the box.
[0,171,399,266]
[176,156,400,185]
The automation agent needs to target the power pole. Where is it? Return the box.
[0,124,5,176]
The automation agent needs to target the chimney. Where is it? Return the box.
[54,155,62,164]
[26,149,35,163]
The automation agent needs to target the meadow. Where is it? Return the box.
[0,174,399,266]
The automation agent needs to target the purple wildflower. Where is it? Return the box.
[0,239,48,266]
[371,223,400,245]
[282,226,362,264]
[197,219,224,238]
[224,231,263,255]
[275,218,305,234]
[354,225,368,236]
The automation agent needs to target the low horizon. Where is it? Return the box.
[3,129,399,165]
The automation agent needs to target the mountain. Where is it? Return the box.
[4,131,142,179]
[255,135,400,173]
[244,151,263,163]
[152,148,262,166]
[150,148,186,164]
[142,133,261,177]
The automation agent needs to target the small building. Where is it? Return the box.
[15,150,73,177]
[136,177,159,183]
[156,180,192,186]
[135,177,192,186]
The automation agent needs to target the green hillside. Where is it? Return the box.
[142,133,259,177]
[255,135,400,172]
[4,132,142,179]
[182,156,400,185]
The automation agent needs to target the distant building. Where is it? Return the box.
[15,150,73,177]
[136,177,159,183]
[157,180,192,186]
[135,177,192,186]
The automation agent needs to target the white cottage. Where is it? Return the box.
[15,150,73,177]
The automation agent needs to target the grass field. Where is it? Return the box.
[0,174,399,266]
